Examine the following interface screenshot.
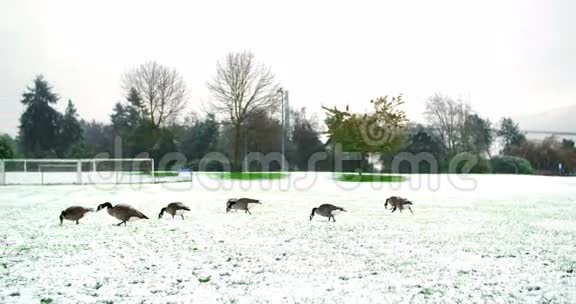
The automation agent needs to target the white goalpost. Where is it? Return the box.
[0,158,156,185]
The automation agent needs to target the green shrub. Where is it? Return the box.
[0,136,15,159]
[449,153,492,173]
[210,172,287,180]
[336,174,406,182]
[491,156,533,174]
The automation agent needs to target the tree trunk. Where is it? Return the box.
[233,124,242,172]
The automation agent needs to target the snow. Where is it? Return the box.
[1,173,576,303]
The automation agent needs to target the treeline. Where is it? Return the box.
[0,78,328,171]
[1,52,574,175]
[381,94,575,175]
[0,52,332,171]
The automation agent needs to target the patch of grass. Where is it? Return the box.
[335,174,406,183]
[40,298,54,304]
[210,172,288,180]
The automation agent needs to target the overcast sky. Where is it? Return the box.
[1,0,575,136]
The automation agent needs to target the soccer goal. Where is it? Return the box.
[0,158,155,185]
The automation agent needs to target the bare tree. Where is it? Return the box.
[424,93,469,155]
[122,61,188,129]
[207,51,280,170]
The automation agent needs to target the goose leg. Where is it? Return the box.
[181,215,185,220]
[332,216,336,222]
[246,209,252,215]
[76,220,79,225]
[409,207,413,214]
[391,206,397,213]
[116,221,126,226]
[172,215,175,219]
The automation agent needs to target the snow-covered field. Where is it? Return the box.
[1,173,575,303]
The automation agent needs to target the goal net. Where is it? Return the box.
[0,159,156,185]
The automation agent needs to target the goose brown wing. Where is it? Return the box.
[238,198,260,204]
[320,204,343,212]
[63,206,91,220]
[169,202,191,211]
[113,204,149,220]
[64,206,87,214]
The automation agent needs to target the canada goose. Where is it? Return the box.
[384,196,401,209]
[59,206,94,225]
[310,204,347,222]
[385,196,413,214]
[226,198,261,214]
[159,202,191,219]
[96,202,149,226]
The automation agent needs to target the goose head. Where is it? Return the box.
[309,208,317,221]
[59,211,66,225]
[158,207,167,219]
[226,199,236,212]
[97,202,113,211]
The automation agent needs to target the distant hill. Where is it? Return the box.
[513,104,576,134]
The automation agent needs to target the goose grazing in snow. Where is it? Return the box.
[226,198,261,214]
[59,206,94,225]
[96,202,149,226]
[159,202,191,219]
[385,196,414,214]
[310,204,347,222]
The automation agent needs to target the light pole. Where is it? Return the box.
[277,88,288,171]
[244,125,248,172]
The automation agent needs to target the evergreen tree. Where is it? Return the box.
[18,75,61,157]
[110,88,147,157]
[497,117,526,155]
[152,128,178,168]
[111,88,145,133]
[81,120,114,157]
[290,108,324,170]
[180,114,220,163]
[58,99,84,157]
[461,114,493,157]
[126,87,146,120]
[111,103,130,132]
[391,125,447,173]
[0,135,16,159]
